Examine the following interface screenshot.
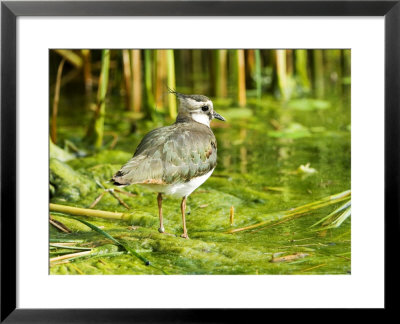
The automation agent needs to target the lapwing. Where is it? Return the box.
[112,90,225,238]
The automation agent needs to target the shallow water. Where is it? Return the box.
[50,92,351,275]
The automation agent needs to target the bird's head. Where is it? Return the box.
[169,88,225,127]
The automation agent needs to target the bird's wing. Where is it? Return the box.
[112,123,217,185]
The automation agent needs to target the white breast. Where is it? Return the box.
[140,168,215,198]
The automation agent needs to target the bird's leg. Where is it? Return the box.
[180,196,189,239]
[157,193,165,233]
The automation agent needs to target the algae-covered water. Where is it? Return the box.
[50,93,351,275]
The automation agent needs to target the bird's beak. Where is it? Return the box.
[213,111,226,121]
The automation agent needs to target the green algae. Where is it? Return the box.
[50,139,75,162]
[50,94,351,275]
[67,150,132,170]
[50,158,96,201]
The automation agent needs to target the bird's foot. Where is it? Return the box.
[180,233,189,239]
[157,227,175,236]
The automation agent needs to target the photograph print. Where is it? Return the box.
[49,49,351,275]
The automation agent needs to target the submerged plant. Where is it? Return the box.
[226,190,351,234]
[310,200,351,230]
[52,214,167,274]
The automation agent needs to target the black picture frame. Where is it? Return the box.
[1,0,398,321]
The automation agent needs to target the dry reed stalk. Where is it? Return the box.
[50,250,91,263]
[122,49,132,110]
[226,190,351,234]
[215,50,228,98]
[81,49,93,95]
[54,49,83,68]
[276,50,288,100]
[49,216,70,233]
[299,263,327,272]
[89,191,107,208]
[50,203,129,221]
[131,49,142,113]
[166,49,177,119]
[51,58,65,143]
[230,206,234,226]
[236,49,246,107]
[155,50,167,111]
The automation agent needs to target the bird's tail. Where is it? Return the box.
[111,170,128,186]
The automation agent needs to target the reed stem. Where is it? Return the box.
[86,49,110,148]
[155,50,167,111]
[236,49,246,107]
[226,190,351,234]
[81,49,93,97]
[54,49,83,68]
[215,50,228,98]
[295,49,311,92]
[313,49,325,98]
[50,203,130,221]
[254,49,262,100]
[166,49,177,119]
[50,250,91,263]
[131,49,142,113]
[122,49,132,110]
[51,58,65,144]
[144,50,155,118]
[275,50,289,101]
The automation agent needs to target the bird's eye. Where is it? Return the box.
[201,106,209,112]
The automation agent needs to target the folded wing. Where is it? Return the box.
[112,123,217,185]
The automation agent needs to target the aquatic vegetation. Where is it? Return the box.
[49,100,351,275]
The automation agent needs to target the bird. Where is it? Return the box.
[112,90,225,238]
